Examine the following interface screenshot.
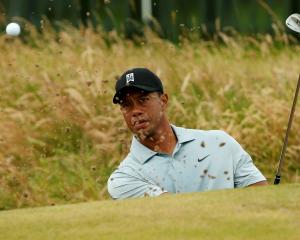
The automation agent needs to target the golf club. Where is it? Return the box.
[285,13,300,33]
[274,13,300,184]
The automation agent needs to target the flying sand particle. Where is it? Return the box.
[208,174,216,179]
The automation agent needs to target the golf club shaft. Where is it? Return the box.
[274,74,300,184]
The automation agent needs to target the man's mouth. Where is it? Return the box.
[133,120,149,130]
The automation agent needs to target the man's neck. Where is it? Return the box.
[138,123,177,155]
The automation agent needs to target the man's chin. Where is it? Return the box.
[134,129,151,141]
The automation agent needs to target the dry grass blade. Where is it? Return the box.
[0,24,299,210]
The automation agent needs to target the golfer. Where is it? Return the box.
[108,68,267,199]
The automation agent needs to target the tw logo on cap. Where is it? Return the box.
[126,73,134,85]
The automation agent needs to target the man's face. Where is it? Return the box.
[119,89,168,140]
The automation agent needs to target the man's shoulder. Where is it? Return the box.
[201,129,234,142]
[177,125,232,140]
[175,126,240,149]
[118,152,141,168]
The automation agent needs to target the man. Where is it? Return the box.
[107,68,267,199]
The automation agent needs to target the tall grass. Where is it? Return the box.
[0,23,299,210]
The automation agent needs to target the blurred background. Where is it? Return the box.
[1,0,300,41]
[0,1,299,210]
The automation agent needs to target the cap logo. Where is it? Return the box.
[126,73,134,85]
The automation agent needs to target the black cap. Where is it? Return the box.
[113,68,164,104]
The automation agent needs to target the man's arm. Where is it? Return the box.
[234,151,267,188]
[107,166,167,199]
[220,131,267,188]
[248,180,268,187]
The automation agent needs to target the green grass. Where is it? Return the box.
[0,184,299,240]
[0,24,300,209]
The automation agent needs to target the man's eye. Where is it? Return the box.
[120,103,130,109]
[139,97,149,103]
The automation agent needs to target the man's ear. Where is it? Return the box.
[160,93,168,110]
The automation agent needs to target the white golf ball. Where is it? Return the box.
[6,22,21,36]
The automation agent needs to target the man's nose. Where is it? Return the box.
[131,102,143,117]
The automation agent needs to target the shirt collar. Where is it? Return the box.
[171,124,196,144]
[130,125,195,164]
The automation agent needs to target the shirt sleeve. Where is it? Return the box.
[222,131,266,188]
[234,152,266,188]
[107,166,168,199]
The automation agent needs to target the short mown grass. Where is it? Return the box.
[0,24,300,209]
[0,184,299,240]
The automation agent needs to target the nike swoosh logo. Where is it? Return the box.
[198,154,210,162]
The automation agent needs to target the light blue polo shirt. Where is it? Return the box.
[107,125,266,199]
